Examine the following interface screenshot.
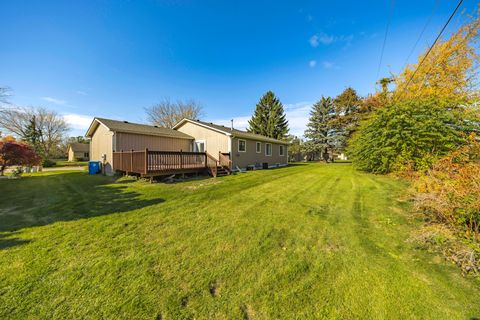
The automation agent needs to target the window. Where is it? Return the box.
[238,139,246,152]
[265,143,272,156]
[279,145,284,156]
[194,140,205,152]
[256,142,261,153]
[84,152,89,158]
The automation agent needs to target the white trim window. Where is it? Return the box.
[279,145,285,156]
[194,140,206,152]
[238,139,246,152]
[256,142,261,153]
[265,143,272,156]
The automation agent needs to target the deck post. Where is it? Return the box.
[144,148,148,175]
[180,149,183,169]
[120,149,123,171]
[130,149,133,173]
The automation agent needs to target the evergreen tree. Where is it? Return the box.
[304,97,337,161]
[22,116,43,157]
[248,91,289,140]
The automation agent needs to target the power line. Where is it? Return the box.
[399,0,464,96]
[402,0,440,70]
[376,0,395,88]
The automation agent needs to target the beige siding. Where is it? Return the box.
[68,147,89,161]
[115,132,192,152]
[231,137,288,169]
[90,123,114,174]
[175,122,229,159]
[67,147,75,161]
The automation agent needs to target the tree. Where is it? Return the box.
[0,140,41,175]
[394,11,480,102]
[248,91,289,140]
[0,106,69,158]
[23,116,43,156]
[145,98,203,128]
[348,98,469,174]
[0,87,11,105]
[304,97,337,161]
[331,87,362,150]
[286,135,303,161]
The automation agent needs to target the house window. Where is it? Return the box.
[84,152,89,158]
[256,142,261,153]
[194,140,206,152]
[265,143,272,156]
[279,145,284,156]
[238,139,246,152]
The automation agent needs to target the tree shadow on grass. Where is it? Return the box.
[0,232,31,250]
[0,172,165,234]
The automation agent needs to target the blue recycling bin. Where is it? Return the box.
[88,161,101,175]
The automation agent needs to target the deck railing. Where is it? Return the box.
[113,149,218,177]
[218,152,232,169]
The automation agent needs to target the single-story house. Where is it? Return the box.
[173,119,289,169]
[85,117,194,175]
[85,117,289,176]
[67,143,90,161]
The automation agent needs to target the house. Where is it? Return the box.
[85,117,289,177]
[85,117,195,175]
[67,143,90,161]
[173,119,289,170]
[333,152,348,161]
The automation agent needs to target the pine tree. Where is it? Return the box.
[248,91,289,140]
[22,116,43,157]
[304,97,337,161]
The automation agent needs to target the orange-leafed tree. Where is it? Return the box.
[0,141,41,176]
[394,10,480,101]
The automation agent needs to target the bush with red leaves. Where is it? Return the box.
[0,141,41,176]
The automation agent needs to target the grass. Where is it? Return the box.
[52,159,88,167]
[0,163,479,319]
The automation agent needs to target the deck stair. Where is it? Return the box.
[216,165,230,177]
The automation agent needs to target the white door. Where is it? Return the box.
[194,140,205,152]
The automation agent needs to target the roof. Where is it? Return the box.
[85,117,194,140]
[69,142,89,152]
[173,119,289,145]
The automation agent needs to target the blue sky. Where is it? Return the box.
[1,0,477,137]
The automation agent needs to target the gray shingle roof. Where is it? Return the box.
[69,143,89,152]
[187,119,289,145]
[93,118,194,139]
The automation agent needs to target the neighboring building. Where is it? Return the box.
[173,119,289,169]
[85,118,194,175]
[67,143,90,161]
[333,152,348,161]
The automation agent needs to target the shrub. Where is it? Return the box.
[0,141,41,175]
[11,167,24,177]
[42,159,56,167]
[413,134,480,241]
[348,98,468,174]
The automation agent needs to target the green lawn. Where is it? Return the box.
[0,163,478,319]
[52,159,88,167]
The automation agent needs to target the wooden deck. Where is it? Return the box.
[112,149,230,178]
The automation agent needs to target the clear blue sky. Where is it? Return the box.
[1,0,477,136]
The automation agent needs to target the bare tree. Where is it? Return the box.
[0,106,69,157]
[0,87,11,105]
[145,98,203,128]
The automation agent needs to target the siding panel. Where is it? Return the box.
[175,122,229,159]
[90,123,114,174]
[231,137,288,169]
[115,132,192,152]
